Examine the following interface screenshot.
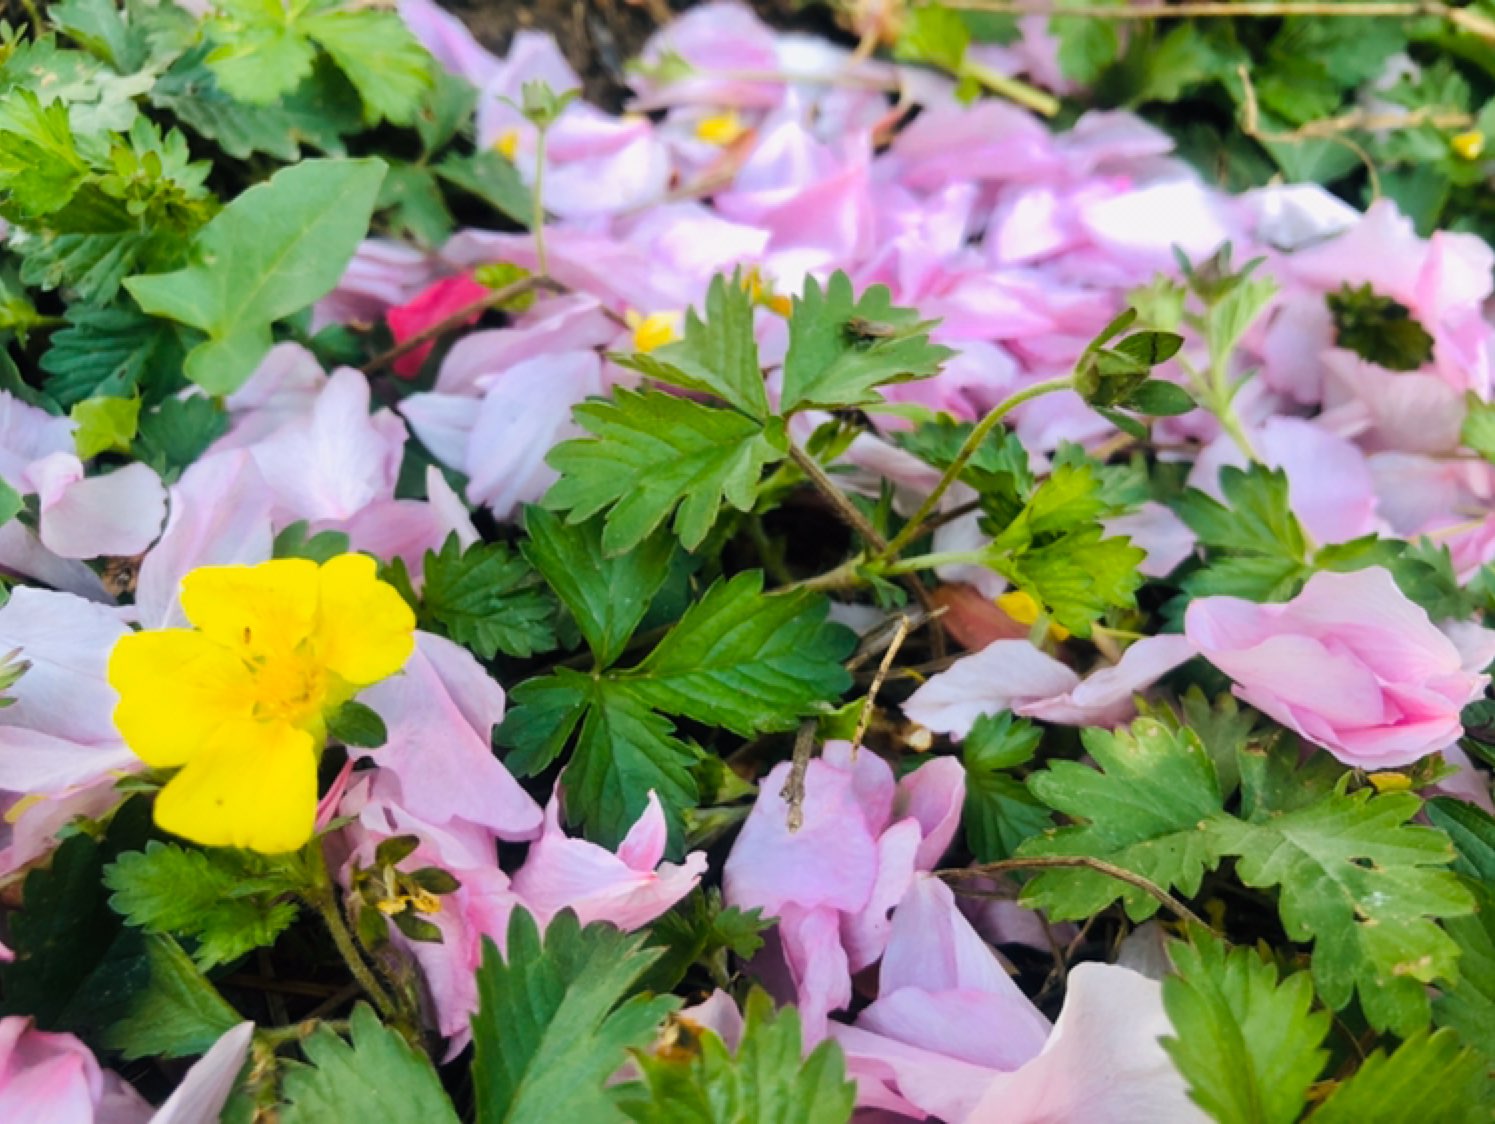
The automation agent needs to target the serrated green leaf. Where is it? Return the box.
[1433,883,1495,1064]
[545,388,786,555]
[1308,1028,1491,1123]
[500,671,701,847]
[1162,934,1331,1124]
[779,272,952,414]
[962,712,1053,862]
[992,525,1145,638]
[1328,283,1435,372]
[1052,2,1122,84]
[96,932,242,1061]
[472,910,679,1124]
[640,889,769,993]
[39,301,191,408]
[1019,717,1225,921]
[125,158,385,394]
[1426,797,1495,881]
[413,533,557,660]
[618,272,769,419]
[281,1003,459,1124]
[1175,464,1307,562]
[616,989,856,1124]
[522,507,675,669]
[0,89,90,220]
[378,161,454,248]
[299,8,432,126]
[626,572,854,737]
[1208,786,1475,1034]
[893,4,970,70]
[128,394,226,482]
[436,149,531,227]
[103,841,301,970]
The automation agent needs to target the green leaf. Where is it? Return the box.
[272,521,351,565]
[70,393,139,459]
[993,526,1145,638]
[281,1004,459,1124]
[413,533,558,660]
[133,395,227,481]
[1308,1028,1491,1123]
[1121,379,1196,417]
[627,572,854,737]
[472,910,679,1124]
[545,388,787,555]
[378,161,454,248]
[522,507,675,669]
[961,712,1053,862]
[124,158,386,394]
[779,272,952,414]
[39,301,190,409]
[616,989,857,1124]
[1434,883,1495,1063]
[1019,717,1225,921]
[893,4,971,71]
[103,841,301,970]
[1162,934,1332,1124]
[151,48,358,162]
[1207,785,1476,1034]
[618,272,770,419]
[1052,3,1121,84]
[436,149,531,227]
[298,8,433,126]
[96,933,242,1061]
[641,889,769,993]
[327,700,388,749]
[500,671,701,847]
[1175,464,1306,561]
[1327,283,1436,372]
[1462,392,1495,464]
[0,89,91,220]
[1426,797,1495,881]
[0,478,23,528]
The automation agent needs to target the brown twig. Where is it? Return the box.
[850,613,912,752]
[780,719,820,832]
[941,857,1215,933]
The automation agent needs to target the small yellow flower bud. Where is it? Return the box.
[694,111,747,146]
[996,591,1071,641]
[627,310,682,353]
[1368,771,1413,794]
[1452,130,1485,161]
[495,128,521,161]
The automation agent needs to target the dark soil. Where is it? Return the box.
[439,0,844,109]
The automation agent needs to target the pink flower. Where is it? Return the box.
[1186,567,1492,768]
[0,1016,148,1123]
[722,743,964,1039]
[385,275,491,378]
[903,635,1195,740]
[22,455,167,561]
[510,790,706,930]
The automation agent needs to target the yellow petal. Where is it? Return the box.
[314,554,416,685]
[109,630,255,766]
[181,559,321,661]
[154,718,318,853]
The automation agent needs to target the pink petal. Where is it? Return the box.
[1104,503,1195,578]
[962,963,1205,1123]
[0,392,73,488]
[28,456,167,560]
[1023,634,1195,727]
[397,0,500,85]
[894,756,967,871]
[902,640,1081,740]
[355,633,541,842]
[386,275,491,378]
[149,1021,255,1124]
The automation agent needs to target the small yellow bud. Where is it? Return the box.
[996,591,1071,641]
[1452,130,1485,161]
[694,110,747,146]
[495,128,521,161]
[1368,771,1413,794]
[627,310,681,353]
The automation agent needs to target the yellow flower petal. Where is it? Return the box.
[314,554,416,685]
[181,559,321,661]
[154,718,318,853]
[109,630,255,766]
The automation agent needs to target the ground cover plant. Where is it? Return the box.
[0,0,1494,1119]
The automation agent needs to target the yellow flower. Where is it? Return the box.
[495,127,521,161]
[1451,130,1486,161]
[625,309,683,352]
[109,555,415,854]
[694,110,747,146]
[996,590,1071,642]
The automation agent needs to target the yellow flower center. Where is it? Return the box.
[627,310,682,352]
[695,110,747,146]
[495,127,521,160]
[996,590,1071,642]
[1452,130,1485,161]
[247,647,331,729]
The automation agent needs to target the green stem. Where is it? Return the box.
[959,59,1061,118]
[877,547,989,577]
[304,846,402,1025]
[880,375,1075,559]
[532,125,550,278]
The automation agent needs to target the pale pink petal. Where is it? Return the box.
[0,521,111,602]
[0,1017,105,1124]
[399,392,476,471]
[149,1021,255,1124]
[902,640,1081,740]
[251,369,405,522]
[0,588,127,746]
[616,790,669,872]
[1023,634,1195,727]
[435,296,616,396]
[0,392,73,488]
[962,963,1205,1123]
[398,0,500,85]
[778,904,851,1042]
[135,450,275,630]
[28,456,167,560]
[356,633,541,842]
[840,818,921,973]
[894,757,966,871]
[1105,503,1195,578]
[464,351,605,521]
[0,779,122,877]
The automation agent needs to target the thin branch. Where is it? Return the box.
[850,613,911,752]
[780,719,820,832]
[941,857,1215,933]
